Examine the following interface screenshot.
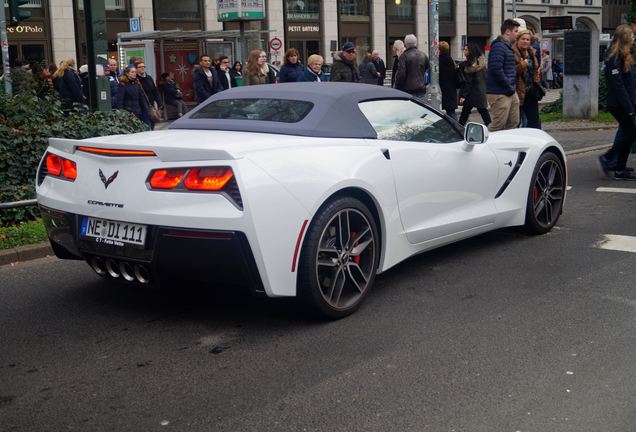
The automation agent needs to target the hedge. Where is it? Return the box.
[0,80,149,226]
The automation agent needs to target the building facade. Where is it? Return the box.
[4,1,604,70]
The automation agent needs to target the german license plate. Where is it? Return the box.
[81,217,147,247]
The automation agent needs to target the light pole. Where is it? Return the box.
[426,0,441,109]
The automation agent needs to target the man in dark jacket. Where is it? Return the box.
[394,34,429,98]
[193,55,224,103]
[216,55,236,90]
[330,42,359,83]
[371,50,386,86]
[485,19,520,131]
[107,58,120,109]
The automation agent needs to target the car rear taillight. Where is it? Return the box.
[44,152,77,181]
[183,167,233,191]
[148,168,187,189]
[147,166,241,209]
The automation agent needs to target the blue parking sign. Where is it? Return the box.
[129,17,140,33]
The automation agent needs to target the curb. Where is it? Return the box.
[0,242,53,267]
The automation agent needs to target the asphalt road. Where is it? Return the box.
[2,149,636,432]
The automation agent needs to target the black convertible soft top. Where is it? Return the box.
[169,82,413,139]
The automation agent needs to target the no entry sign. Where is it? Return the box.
[269,37,282,51]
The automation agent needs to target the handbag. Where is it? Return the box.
[455,65,467,89]
[139,82,162,123]
[528,82,546,101]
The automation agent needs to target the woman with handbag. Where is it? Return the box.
[513,29,542,129]
[116,66,151,128]
[458,43,491,126]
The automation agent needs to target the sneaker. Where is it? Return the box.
[597,155,610,177]
[613,170,636,180]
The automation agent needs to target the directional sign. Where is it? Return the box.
[269,37,282,52]
[129,17,140,33]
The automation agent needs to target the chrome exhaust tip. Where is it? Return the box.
[105,259,120,278]
[134,264,151,284]
[119,262,135,282]
[90,257,106,276]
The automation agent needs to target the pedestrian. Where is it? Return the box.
[297,54,327,82]
[116,65,150,127]
[244,49,276,86]
[330,41,359,83]
[359,52,380,85]
[394,34,430,99]
[52,58,85,115]
[232,61,243,77]
[552,59,562,88]
[390,40,405,88]
[216,55,236,90]
[513,29,542,129]
[371,50,386,86]
[107,58,120,108]
[278,48,304,83]
[597,24,636,180]
[30,63,54,98]
[438,41,458,120]
[485,18,520,131]
[135,60,162,126]
[193,54,223,102]
[541,50,553,89]
[159,72,187,118]
[458,43,491,126]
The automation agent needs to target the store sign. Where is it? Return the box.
[540,16,573,31]
[217,0,266,21]
[7,24,44,34]
[288,25,320,33]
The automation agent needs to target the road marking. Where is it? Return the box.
[567,186,572,191]
[596,187,636,194]
[596,234,636,253]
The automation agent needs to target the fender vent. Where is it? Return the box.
[495,152,526,199]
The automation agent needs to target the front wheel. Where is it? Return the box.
[298,196,379,319]
[524,152,565,234]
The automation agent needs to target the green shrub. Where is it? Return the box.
[0,82,148,226]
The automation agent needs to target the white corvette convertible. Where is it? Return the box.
[36,83,566,318]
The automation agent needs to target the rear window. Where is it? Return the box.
[190,98,314,123]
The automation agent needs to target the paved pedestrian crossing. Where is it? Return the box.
[539,88,561,105]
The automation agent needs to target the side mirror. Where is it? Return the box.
[464,122,489,145]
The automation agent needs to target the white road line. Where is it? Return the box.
[596,187,636,194]
[596,235,636,253]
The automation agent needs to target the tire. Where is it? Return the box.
[298,196,380,319]
[524,152,565,234]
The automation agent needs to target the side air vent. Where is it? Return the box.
[495,152,526,199]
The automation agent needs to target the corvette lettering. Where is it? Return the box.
[87,200,124,208]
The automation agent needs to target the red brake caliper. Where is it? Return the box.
[351,232,361,264]
[533,186,540,204]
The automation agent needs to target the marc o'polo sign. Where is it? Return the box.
[7,24,44,34]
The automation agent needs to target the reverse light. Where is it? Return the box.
[148,168,187,189]
[184,167,234,191]
[44,152,77,181]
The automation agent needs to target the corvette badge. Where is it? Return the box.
[99,169,119,189]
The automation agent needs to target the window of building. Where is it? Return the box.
[439,0,453,22]
[468,0,489,23]
[339,0,370,21]
[560,0,568,4]
[154,0,200,20]
[386,0,413,21]
[286,0,320,21]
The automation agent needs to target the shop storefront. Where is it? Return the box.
[338,0,371,63]
[284,0,321,64]
[5,1,51,66]
[385,0,414,64]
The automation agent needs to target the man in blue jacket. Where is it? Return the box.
[486,19,520,131]
[193,55,223,104]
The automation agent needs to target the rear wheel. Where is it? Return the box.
[298,196,379,319]
[524,152,565,234]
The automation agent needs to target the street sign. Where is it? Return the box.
[269,37,282,52]
[217,0,266,21]
[129,17,140,33]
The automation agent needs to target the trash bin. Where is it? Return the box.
[235,76,244,87]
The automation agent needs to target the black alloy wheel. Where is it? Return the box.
[298,196,379,319]
[525,152,565,234]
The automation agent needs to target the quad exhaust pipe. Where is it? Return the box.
[89,256,150,284]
